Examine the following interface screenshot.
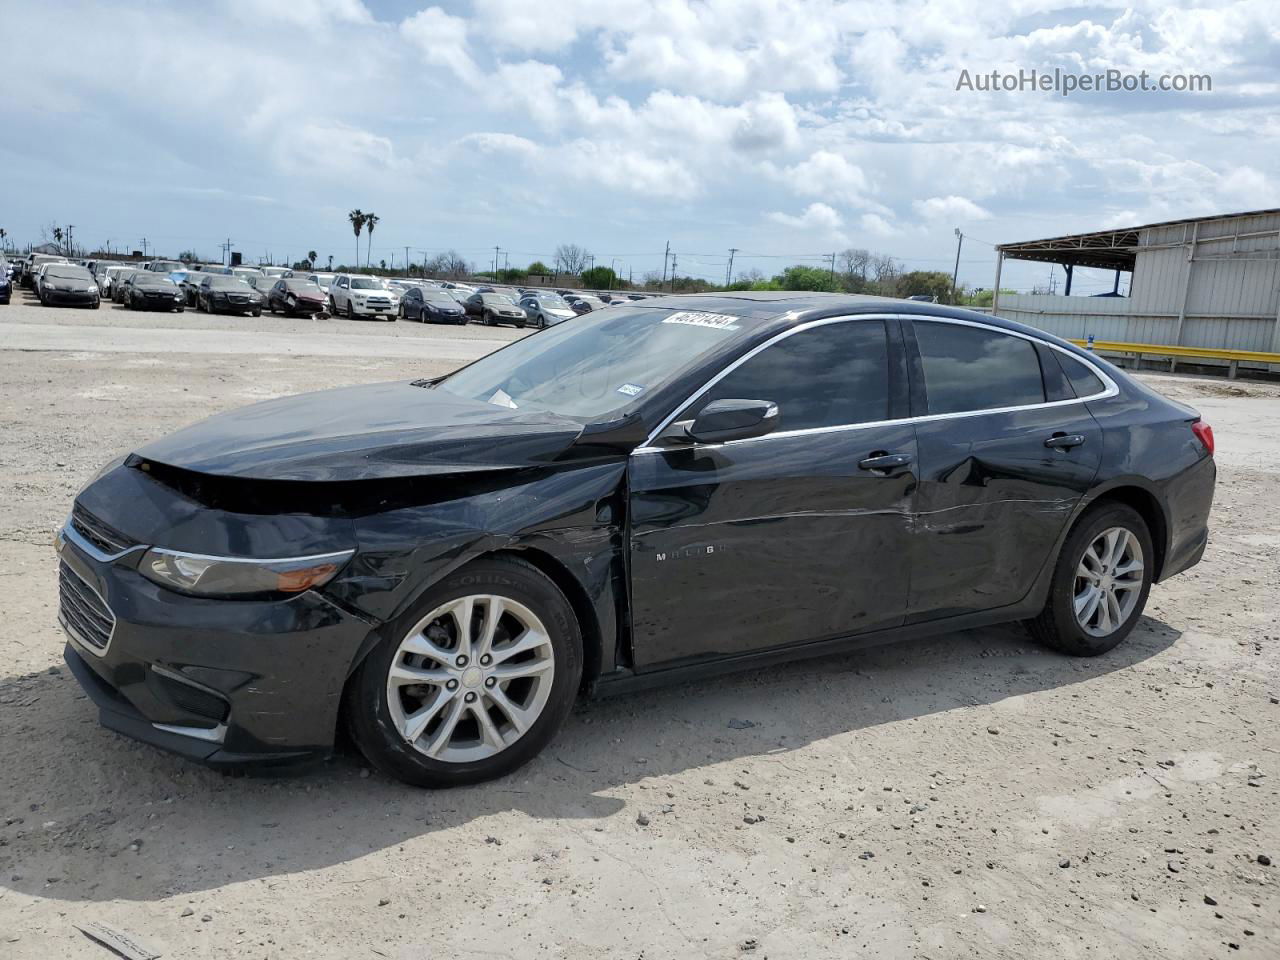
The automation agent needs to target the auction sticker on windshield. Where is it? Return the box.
[616,382,645,397]
[660,311,740,331]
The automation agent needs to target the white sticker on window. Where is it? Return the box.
[616,382,645,397]
[660,311,740,331]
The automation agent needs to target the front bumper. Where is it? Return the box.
[44,288,99,306]
[350,299,396,316]
[55,518,375,769]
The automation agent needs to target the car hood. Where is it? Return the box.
[135,380,586,482]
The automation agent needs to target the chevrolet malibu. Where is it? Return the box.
[57,294,1215,787]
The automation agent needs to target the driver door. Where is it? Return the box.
[627,318,917,668]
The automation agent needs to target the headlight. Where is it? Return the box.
[139,547,354,598]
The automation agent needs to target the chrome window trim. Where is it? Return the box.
[632,313,1118,454]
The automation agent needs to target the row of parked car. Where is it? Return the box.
[1,252,652,326]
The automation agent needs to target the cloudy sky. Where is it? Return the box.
[2,0,1278,292]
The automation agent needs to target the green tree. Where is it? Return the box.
[364,212,379,267]
[348,209,365,267]
[896,270,954,303]
[526,260,551,275]
[580,265,619,289]
[178,249,198,263]
[496,267,527,283]
[773,265,838,292]
[307,250,318,268]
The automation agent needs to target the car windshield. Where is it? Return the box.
[48,266,93,280]
[438,306,750,421]
[537,294,569,307]
[284,280,322,294]
[208,277,252,290]
[481,294,515,305]
[423,291,457,303]
[350,278,384,290]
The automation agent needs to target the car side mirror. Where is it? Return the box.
[685,398,779,444]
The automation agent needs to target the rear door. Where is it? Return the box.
[628,317,917,668]
[903,318,1103,621]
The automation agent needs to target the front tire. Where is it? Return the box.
[346,556,583,788]
[1028,502,1154,656]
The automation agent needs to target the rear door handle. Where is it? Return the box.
[1044,433,1086,450]
[858,452,913,474]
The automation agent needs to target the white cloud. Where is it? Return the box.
[400,7,477,84]
[767,203,849,244]
[914,195,993,221]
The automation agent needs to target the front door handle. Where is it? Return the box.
[1044,433,1086,450]
[858,452,913,474]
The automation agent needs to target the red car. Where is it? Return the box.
[266,278,327,317]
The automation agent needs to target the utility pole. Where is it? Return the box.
[725,247,738,286]
[140,238,149,259]
[404,246,410,276]
[829,252,837,284]
[66,224,75,257]
[493,246,500,274]
[660,240,670,286]
[950,228,964,305]
[669,253,677,293]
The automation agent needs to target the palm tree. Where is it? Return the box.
[0,228,7,252]
[364,212,379,268]
[53,226,64,253]
[348,209,365,268]
[307,250,318,269]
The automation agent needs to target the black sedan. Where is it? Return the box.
[266,278,327,317]
[567,294,607,315]
[0,258,11,304]
[464,291,527,327]
[198,276,263,315]
[111,270,146,304]
[56,294,1215,788]
[400,287,468,324]
[39,264,100,308]
[126,274,186,312]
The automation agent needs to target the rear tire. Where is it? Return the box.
[1028,502,1154,656]
[346,556,582,788]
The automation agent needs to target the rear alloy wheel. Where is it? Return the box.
[347,556,581,787]
[1029,503,1153,656]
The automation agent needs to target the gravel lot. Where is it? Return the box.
[1,293,1278,959]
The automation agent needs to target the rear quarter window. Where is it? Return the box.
[1054,351,1107,398]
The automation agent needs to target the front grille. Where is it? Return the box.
[71,504,137,556]
[59,562,115,651]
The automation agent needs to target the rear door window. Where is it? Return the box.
[914,321,1046,415]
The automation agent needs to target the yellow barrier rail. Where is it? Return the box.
[1067,338,1280,377]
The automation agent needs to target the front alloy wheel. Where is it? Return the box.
[386,595,555,763]
[347,556,582,787]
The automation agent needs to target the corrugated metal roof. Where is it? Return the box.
[997,207,1280,270]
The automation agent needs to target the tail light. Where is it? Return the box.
[1191,420,1214,456]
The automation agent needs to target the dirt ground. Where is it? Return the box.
[1,297,1277,959]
